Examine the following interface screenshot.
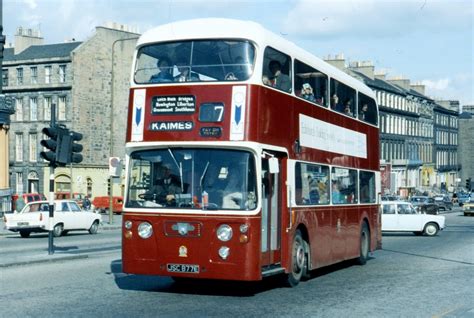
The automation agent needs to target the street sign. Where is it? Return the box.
[109,157,122,177]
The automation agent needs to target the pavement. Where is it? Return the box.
[0,213,122,268]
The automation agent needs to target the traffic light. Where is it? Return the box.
[40,125,67,165]
[69,130,83,164]
[57,130,83,165]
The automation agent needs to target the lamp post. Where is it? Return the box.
[109,36,138,224]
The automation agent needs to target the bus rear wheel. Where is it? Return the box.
[355,222,370,265]
[285,229,306,287]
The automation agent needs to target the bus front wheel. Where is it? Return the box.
[285,229,306,287]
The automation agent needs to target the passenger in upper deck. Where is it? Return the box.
[331,94,343,112]
[174,57,200,82]
[343,99,354,117]
[149,56,173,83]
[299,83,316,102]
[269,60,291,92]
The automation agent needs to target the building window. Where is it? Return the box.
[45,66,52,84]
[30,97,38,121]
[16,172,24,194]
[58,96,66,120]
[59,65,66,83]
[2,69,8,86]
[44,97,52,121]
[15,133,23,162]
[31,66,38,84]
[29,133,37,162]
[15,98,23,121]
[17,68,23,85]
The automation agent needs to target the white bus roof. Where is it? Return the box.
[138,18,375,98]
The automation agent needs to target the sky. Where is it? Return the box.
[4,0,474,105]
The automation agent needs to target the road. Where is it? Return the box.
[0,210,473,318]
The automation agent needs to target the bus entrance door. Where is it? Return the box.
[261,153,283,268]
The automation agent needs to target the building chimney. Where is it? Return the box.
[410,83,425,95]
[374,70,387,80]
[349,61,374,80]
[324,53,346,71]
[14,27,44,55]
[387,76,411,91]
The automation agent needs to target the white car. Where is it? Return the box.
[381,201,445,236]
[4,200,102,238]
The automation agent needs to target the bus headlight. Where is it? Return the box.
[138,222,153,239]
[217,224,233,242]
[218,246,230,260]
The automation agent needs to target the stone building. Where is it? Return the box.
[324,56,459,196]
[433,104,460,191]
[458,111,474,187]
[3,25,138,198]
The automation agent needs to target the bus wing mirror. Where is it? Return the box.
[269,157,279,174]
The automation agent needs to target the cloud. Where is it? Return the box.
[23,0,37,9]
[422,78,450,91]
[422,73,474,104]
[282,0,473,39]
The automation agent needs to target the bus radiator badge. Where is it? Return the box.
[179,246,188,257]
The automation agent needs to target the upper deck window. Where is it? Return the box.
[134,40,256,84]
[330,78,356,118]
[262,47,292,93]
[358,92,378,126]
[294,59,328,107]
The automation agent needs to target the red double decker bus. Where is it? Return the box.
[122,18,381,286]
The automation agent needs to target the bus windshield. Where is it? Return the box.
[134,40,256,84]
[126,148,257,211]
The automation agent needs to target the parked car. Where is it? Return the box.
[91,196,123,214]
[433,195,453,211]
[458,192,472,207]
[4,200,102,238]
[463,196,474,216]
[409,196,439,215]
[382,195,401,201]
[11,193,46,212]
[381,201,445,236]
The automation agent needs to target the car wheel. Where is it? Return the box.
[284,229,307,287]
[53,224,63,237]
[423,222,439,236]
[19,230,31,238]
[89,220,99,234]
[355,222,370,265]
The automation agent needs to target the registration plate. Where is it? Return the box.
[17,222,29,226]
[167,263,199,273]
